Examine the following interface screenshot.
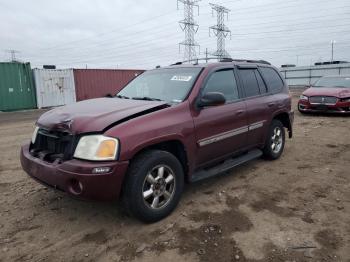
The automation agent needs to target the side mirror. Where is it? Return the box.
[105,93,113,98]
[198,92,226,107]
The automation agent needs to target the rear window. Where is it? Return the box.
[260,67,284,92]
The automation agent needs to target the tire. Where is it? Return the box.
[263,119,285,160]
[122,150,184,223]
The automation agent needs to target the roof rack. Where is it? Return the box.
[219,58,271,65]
[170,57,271,66]
[170,61,183,66]
[170,58,219,65]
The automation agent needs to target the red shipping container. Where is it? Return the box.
[73,69,144,101]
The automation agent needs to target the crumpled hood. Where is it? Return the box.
[303,87,350,98]
[37,98,169,134]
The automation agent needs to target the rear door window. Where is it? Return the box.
[259,67,284,92]
[239,69,260,98]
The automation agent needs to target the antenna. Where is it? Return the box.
[209,3,231,59]
[178,0,201,63]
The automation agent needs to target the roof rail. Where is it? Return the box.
[170,57,271,65]
[220,58,271,65]
[170,61,183,66]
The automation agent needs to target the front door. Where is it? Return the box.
[192,68,248,167]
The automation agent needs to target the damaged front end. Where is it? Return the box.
[30,128,77,163]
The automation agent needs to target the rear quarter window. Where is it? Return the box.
[260,67,284,93]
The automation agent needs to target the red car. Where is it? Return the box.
[298,75,350,114]
[21,59,294,222]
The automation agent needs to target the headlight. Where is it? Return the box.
[74,135,119,161]
[31,126,39,144]
[299,95,308,101]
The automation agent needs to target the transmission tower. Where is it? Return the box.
[5,49,20,62]
[209,3,231,59]
[178,0,201,63]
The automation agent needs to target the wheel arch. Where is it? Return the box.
[127,139,189,181]
[272,112,293,138]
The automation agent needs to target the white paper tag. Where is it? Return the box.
[171,75,192,81]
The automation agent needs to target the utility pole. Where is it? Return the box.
[5,49,20,62]
[209,3,231,59]
[331,40,336,63]
[178,0,201,63]
[205,48,208,63]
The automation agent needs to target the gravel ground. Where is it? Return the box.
[0,90,349,262]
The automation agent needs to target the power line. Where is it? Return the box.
[36,10,179,52]
[28,7,350,60]
[26,0,350,54]
[26,22,350,63]
[26,4,350,57]
[18,0,350,68]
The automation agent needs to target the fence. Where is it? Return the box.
[279,63,350,87]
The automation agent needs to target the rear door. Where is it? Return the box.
[237,66,270,148]
[192,68,248,167]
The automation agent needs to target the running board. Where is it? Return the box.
[189,149,262,183]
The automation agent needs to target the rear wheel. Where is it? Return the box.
[263,120,285,160]
[123,150,184,223]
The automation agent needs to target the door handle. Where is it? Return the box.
[237,110,244,115]
[268,102,275,107]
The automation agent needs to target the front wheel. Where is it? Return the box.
[263,120,285,160]
[122,150,184,223]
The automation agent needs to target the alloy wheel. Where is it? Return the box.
[271,127,283,153]
[142,165,176,210]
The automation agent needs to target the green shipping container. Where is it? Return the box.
[0,62,37,111]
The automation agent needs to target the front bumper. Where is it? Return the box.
[298,100,350,114]
[20,144,129,201]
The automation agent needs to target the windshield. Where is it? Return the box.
[117,67,202,103]
[313,76,350,88]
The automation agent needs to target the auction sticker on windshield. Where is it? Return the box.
[171,75,192,81]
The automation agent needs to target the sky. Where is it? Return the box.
[0,0,349,69]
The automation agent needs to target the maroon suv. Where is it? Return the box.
[21,59,294,222]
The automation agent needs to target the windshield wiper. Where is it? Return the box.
[116,95,130,99]
[132,96,163,101]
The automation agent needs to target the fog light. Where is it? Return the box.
[92,167,111,174]
[69,179,83,195]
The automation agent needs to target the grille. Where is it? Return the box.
[309,96,337,105]
[30,129,75,163]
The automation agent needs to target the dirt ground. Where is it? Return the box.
[0,89,349,262]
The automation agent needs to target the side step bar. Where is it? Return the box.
[189,149,263,183]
